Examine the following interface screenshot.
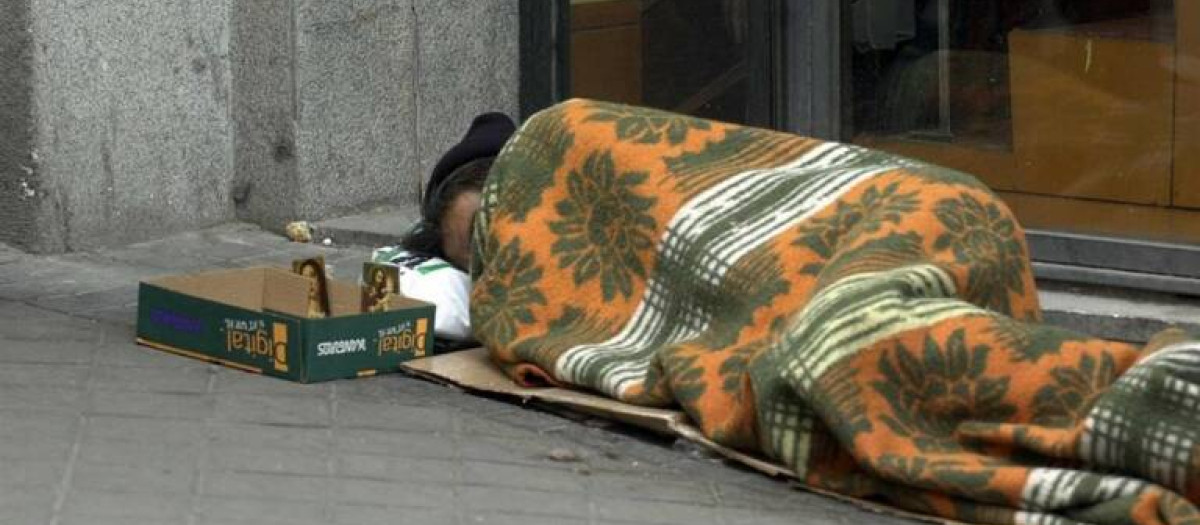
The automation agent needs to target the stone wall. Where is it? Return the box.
[0,0,519,252]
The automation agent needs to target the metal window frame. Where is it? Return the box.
[519,0,781,127]
[1026,230,1200,296]
[519,0,570,120]
[781,0,846,141]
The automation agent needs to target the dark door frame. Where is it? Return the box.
[519,0,570,120]
[519,0,781,127]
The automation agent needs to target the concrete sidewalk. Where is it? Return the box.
[0,223,916,525]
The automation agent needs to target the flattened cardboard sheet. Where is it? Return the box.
[402,348,963,525]
[402,348,789,474]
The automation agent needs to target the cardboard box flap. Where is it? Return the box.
[261,268,315,317]
[328,279,365,318]
[386,295,431,311]
[147,267,271,312]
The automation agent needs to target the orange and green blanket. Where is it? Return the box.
[470,99,1200,525]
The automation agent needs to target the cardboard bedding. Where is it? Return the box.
[402,348,934,523]
[463,99,1200,524]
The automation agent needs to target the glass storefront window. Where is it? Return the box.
[567,0,772,126]
[539,0,1200,289]
[849,0,1200,247]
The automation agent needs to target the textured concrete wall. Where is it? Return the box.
[414,0,521,185]
[293,0,419,218]
[2,0,518,252]
[230,0,300,231]
[28,0,236,252]
[234,0,519,233]
[0,0,42,251]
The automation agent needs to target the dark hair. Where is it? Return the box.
[400,157,493,258]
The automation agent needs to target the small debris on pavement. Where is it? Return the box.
[547,447,582,462]
[285,221,313,243]
[322,237,333,246]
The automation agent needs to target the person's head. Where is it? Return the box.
[400,157,491,271]
[401,112,515,271]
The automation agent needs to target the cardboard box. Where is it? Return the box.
[136,267,435,382]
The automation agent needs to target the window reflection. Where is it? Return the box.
[569,0,756,125]
[851,0,1200,244]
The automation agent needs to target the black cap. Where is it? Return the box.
[424,112,516,215]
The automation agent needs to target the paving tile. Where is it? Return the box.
[195,518,327,525]
[0,409,79,438]
[194,495,326,524]
[333,428,455,459]
[202,470,332,502]
[459,435,573,467]
[0,258,74,285]
[0,434,75,463]
[588,471,717,505]
[464,512,590,525]
[59,514,181,525]
[458,413,547,439]
[460,461,588,494]
[335,401,456,433]
[206,444,330,478]
[718,506,849,525]
[213,370,330,397]
[90,363,212,394]
[95,342,209,369]
[591,496,721,525]
[79,306,138,327]
[84,415,206,443]
[0,484,55,524]
[99,242,228,272]
[0,362,90,388]
[60,489,191,520]
[332,503,456,525]
[213,392,332,427]
[77,438,200,471]
[334,477,455,508]
[0,338,95,363]
[34,286,138,317]
[210,423,331,454]
[70,461,195,495]
[0,457,66,487]
[88,390,212,420]
[334,454,456,484]
[0,384,87,415]
[456,486,590,519]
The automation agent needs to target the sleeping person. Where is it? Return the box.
[470,99,1200,525]
[371,112,516,345]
